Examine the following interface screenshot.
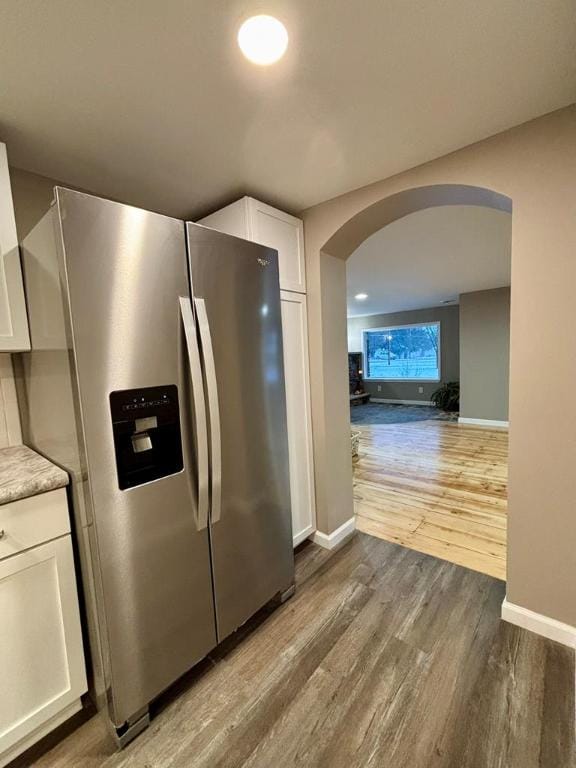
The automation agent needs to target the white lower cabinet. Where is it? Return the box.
[0,495,87,767]
[280,291,317,546]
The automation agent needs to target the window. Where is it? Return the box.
[363,322,440,381]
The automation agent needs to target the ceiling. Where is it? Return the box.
[0,1,574,219]
[346,205,511,317]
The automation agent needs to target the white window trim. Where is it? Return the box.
[362,321,441,383]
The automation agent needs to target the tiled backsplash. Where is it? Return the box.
[0,354,22,447]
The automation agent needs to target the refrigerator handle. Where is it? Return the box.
[179,297,209,530]
[194,297,222,524]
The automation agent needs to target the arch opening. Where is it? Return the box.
[321,184,513,261]
[310,182,513,579]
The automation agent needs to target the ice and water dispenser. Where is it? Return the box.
[109,385,184,490]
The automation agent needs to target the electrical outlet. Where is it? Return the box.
[418,386,424,394]
[377,385,382,392]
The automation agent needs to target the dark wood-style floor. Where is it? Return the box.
[22,534,575,768]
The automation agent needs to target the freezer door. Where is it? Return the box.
[54,189,217,727]
[186,223,294,641]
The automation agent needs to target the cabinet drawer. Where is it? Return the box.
[0,489,70,561]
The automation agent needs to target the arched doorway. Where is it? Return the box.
[344,193,512,578]
[323,184,512,258]
[307,184,513,555]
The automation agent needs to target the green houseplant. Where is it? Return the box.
[431,381,460,412]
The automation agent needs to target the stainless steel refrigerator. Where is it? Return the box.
[20,188,294,745]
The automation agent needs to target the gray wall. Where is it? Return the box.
[459,287,510,421]
[347,305,459,402]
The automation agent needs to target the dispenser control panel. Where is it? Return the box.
[109,385,184,490]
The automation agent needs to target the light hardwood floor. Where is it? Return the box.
[353,420,508,580]
[17,535,574,768]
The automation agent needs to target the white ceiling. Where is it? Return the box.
[346,206,512,317]
[0,1,574,219]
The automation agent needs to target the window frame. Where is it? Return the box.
[362,321,442,383]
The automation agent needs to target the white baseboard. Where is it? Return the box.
[501,598,576,649]
[458,417,509,429]
[370,398,433,406]
[312,517,356,550]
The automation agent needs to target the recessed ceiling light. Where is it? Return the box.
[442,299,456,304]
[238,15,288,65]
[355,293,368,301]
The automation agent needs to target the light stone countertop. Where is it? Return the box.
[0,445,69,505]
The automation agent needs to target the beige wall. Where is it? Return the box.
[348,305,459,403]
[302,105,576,628]
[307,248,354,535]
[4,168,65,449]
[9,167,63,240]
[1,168,60,445]
[459,288,510,422]
[0,354,21,447]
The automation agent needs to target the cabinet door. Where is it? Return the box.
[0,536,87,759]
[0,144,30,351]
[280,291,316,546]
[249,199,306,293]
[197,198,250,241]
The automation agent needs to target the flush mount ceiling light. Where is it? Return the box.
[355,293,368,301]
[237,15,288,65]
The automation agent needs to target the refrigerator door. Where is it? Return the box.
[186,223,294,641]
[54,189,217,727]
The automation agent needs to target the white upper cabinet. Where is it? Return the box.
[199,196,316,547]
[0,144,30,351]
[249,200,306,293]
[199,197,306,293]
